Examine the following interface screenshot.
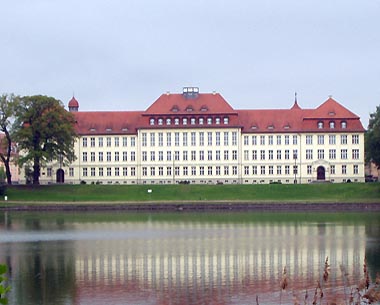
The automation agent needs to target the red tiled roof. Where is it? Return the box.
[68,97,79,108]
[144,93,237,115]
[73,111,142,135]
[70,95,365,135]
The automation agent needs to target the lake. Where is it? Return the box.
[0,211,379,305]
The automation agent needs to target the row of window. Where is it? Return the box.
[317,121,347,129]
[149,116,229,126]
[81,148,361,163]
[47,164,360,178]
[82,133,360,149]
[82,136,136,148]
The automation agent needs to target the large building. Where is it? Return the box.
[38,87,365,185]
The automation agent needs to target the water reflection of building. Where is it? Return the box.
[73,222,366,304]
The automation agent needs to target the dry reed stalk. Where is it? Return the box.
[323,257,330,283]
[280,266,289,305]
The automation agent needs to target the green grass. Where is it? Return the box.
[2,182,380,203]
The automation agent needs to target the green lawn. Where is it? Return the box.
[3,182,380,203]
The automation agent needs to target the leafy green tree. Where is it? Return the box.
[365,105,380,169]
[0,264,10,305]
[14,95,77,185]
[0,94,19,185]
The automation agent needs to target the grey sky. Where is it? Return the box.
[1,0,379,126]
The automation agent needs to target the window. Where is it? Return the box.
[276,135,281,145]
[329,121,335,129]
[175,132,180,146]
[183,118,188,125]
[131,137,136,147]
[232,166,238,175]
[115,167,120,176]
[174,118,179,125]
[285,165,290,175]
[106,137,111,147]
[90,152,95,162]
[223,117,229,124]
[216,150,221,160]
[183,132,188,146]
[277,166,282,175]
[114,137,119,147]
[285,150,290,160]
[260,150,265,160]
[159,151,164,161]
[293,135,298,145]
[268,150,273,160]
[317,121,324,129]
[306,149,313,160]
[306,135,313,145]
[293,149,298,159]
[150,151,155,161]
[244,150,249,161]
[191,151,196,161]
[142,167,147,176]
[277,150,281,160]
[224,166,229,175]
[183,151,188,161]
[317,149,324,159]
[131,167,136,176]
[47,167,52,177]
[167,151,172,161]
[285,135,290,145]
[142,151,147,161]
[150,167,155,176]
[307,165,312,175]
[199,151,204,161]
[199,118,204,125]
[317,135,324,145]
[330,165,335,175]
[329,135,336,145]
[244,136,249,145]
[199,132,204,146]
[191,167,196,176]
[216,132,221,146]
[166,132,171,146]
[341,121,347,129]
[123,151,127,161]
[191,132,196,146]
[268,135,273,145]
[269,166,274,175]
[82,168,88,177]
[158,133,163,146]
[207,117,212,125]
[159,167,163,176]
[166,118,171,125]
[232,150,238,160]
[352,135,359,144]
[158,118,163,125]
[115,152,119,162]
[122,137,127,147]
[342,165,347,175]
[252,150,257,160]
[208,132,212,146]
[191,117,196,125]
[183,167,188,176]
[131,152,135,161]
[150,118,155,125]
[99,137,104,147]
[142,133,147,147]
[199,166,205,176]
[208,150,213,161]
[99,167,103,176]
[260,136,265,145]
[90,137,95,147]
[224,132,229,146]
[69,168,74,177]
[341,149,348,159]
[215,117,221,125]
[98,152,103,162]
[244,166,249,175]
[82,152,87,162]
[224,150,229,160]
[216,166,221,175]
[252,166,258,175]
[327,150,335,160]
[167,167,172,176]
[252,136,257,146]
[123,167,128,176]
[260,166,265,175]
[82,137,87,147]
[352,149,359,159]
[232,132,237,146]
[341,135,347,145]
[353,165,359,174]
[150,133,155,146]
[208,166,213,176]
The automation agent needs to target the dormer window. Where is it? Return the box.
[207,117,212,125]
[190,117,196,125]
[251,125,258,130]
[158,118,163,125]
[223,117,229,125]
[267,125,274,130]
[317,121,324,129]
[174,118,179,125]
[183,118,188,125]
[186,106,193,112]
[166,118,171,125]
[215,117,221,125]
[329,121,335,129]
[149,118,155,125]
[329,111,336,116]
[284,124,290,130]
[171,106,179,112]
[341,121,347,129]
[200,106,208,112]
[199,118,204,125]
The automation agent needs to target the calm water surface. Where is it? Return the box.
[0,211,379,305]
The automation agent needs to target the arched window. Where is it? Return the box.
[166,118,171,125]
[317,121,324,129]
[223,117,229,125]
[149,118,155,125]
[329,121,335,129]
[215,117,221,125]
[183,118,188,125]
[190,117,196,125]
[174,118,179,125]
[158,118,163,125]
[341,121,347,129]
[199,118,204,125]
[207,117,212,125]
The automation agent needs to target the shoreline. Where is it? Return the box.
[1,201,380,212]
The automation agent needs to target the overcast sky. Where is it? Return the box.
[1,0,379,126]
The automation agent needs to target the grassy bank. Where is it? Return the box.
[2,182,380,203]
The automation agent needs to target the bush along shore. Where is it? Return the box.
[1,183,379,212]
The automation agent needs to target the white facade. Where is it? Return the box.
[36,89,365,185]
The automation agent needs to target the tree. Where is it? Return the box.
[14,95,78,185]
[365,105,380,169]
[0,94,19,185]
